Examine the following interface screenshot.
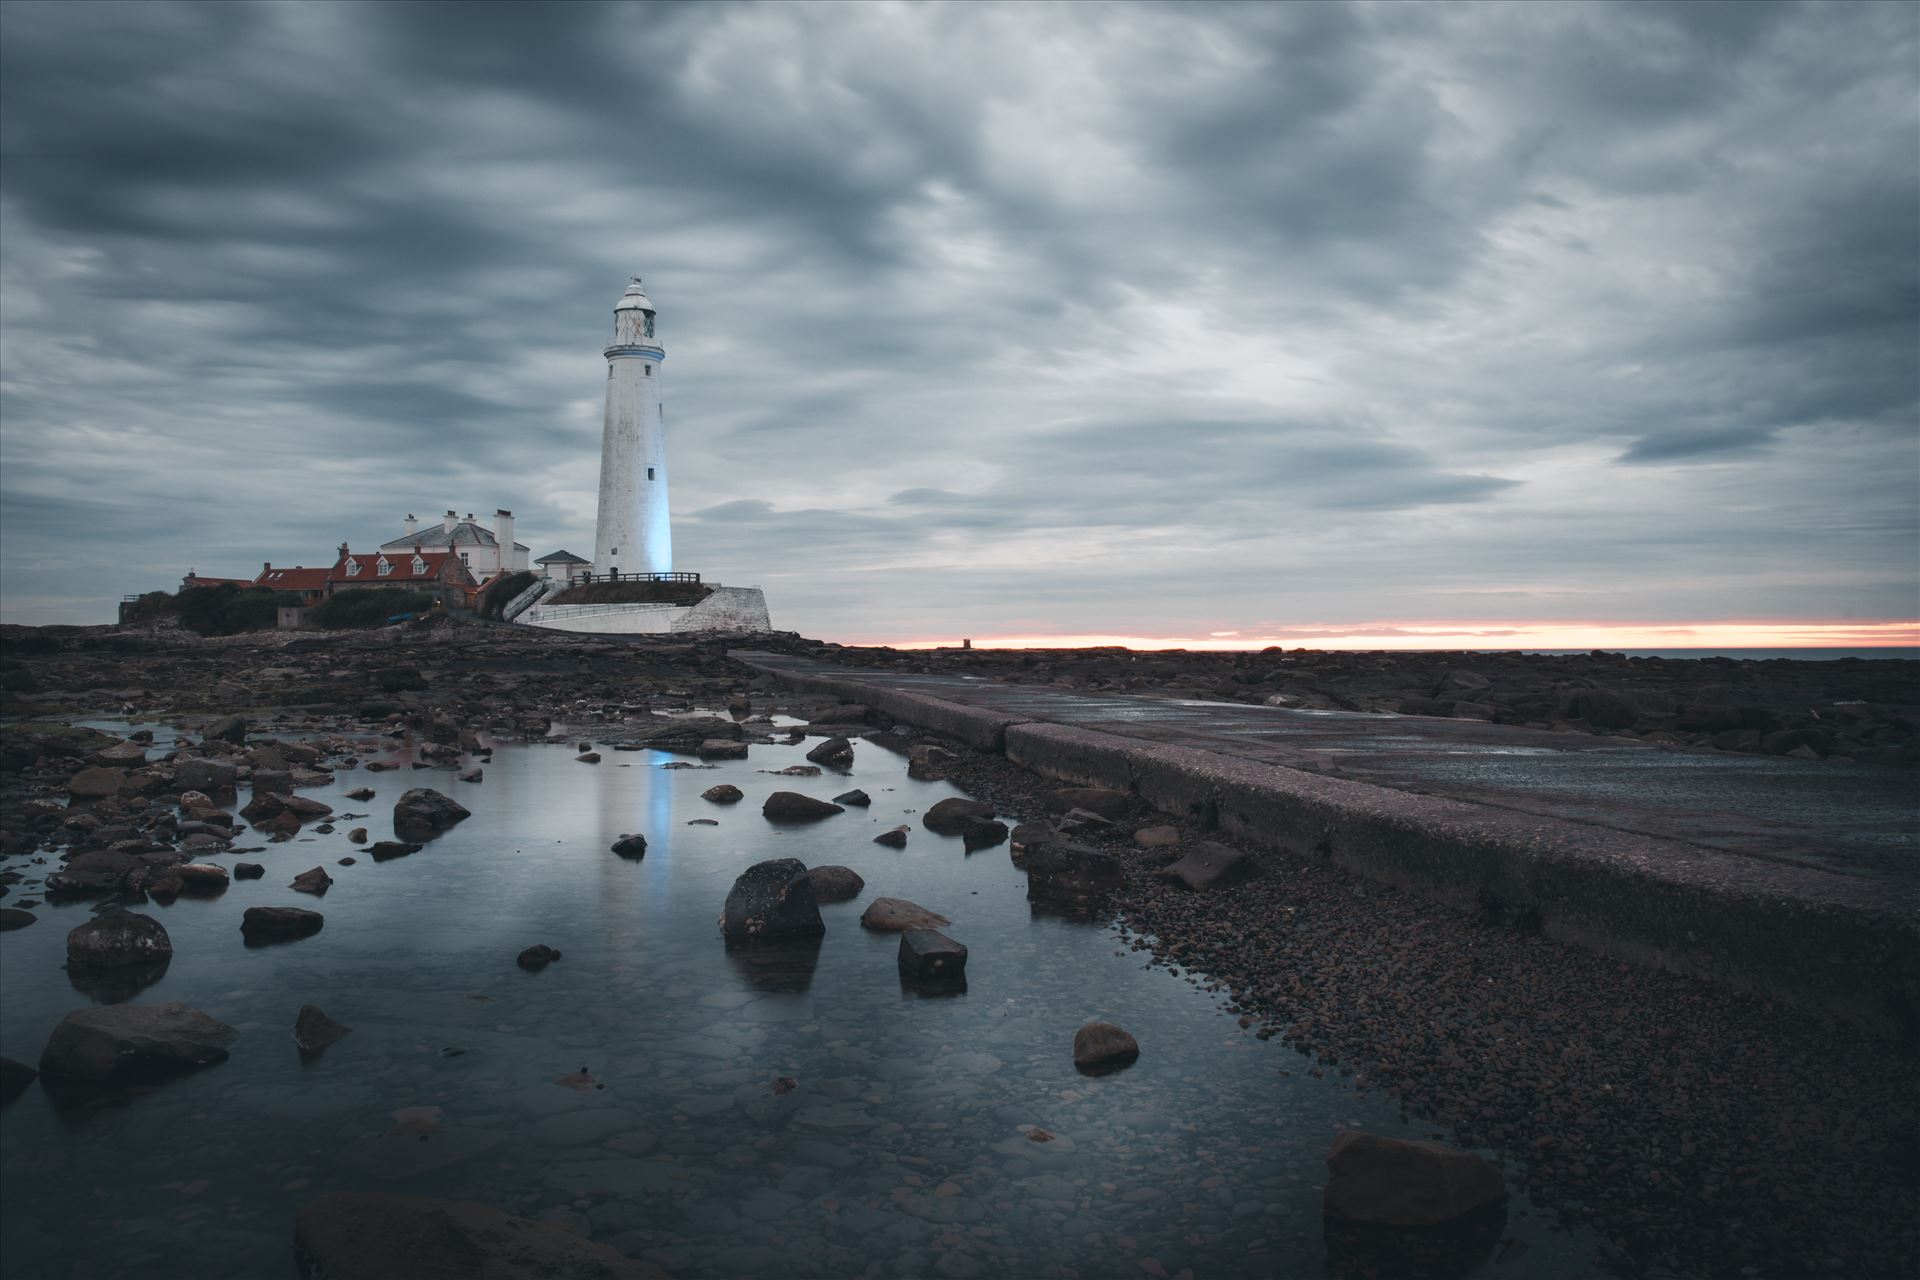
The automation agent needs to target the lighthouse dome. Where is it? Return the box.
[614,277,654,312]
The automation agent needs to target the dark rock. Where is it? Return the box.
[804,735,855,767]
[234,862,265,879]
[833,789,871,807]
[1155,840,1256,891]
[908,744,958,779]
[346,787,376,801]
[203,715,249,744]
[873,825,910,848]
[809,703,871,725]
[0,907,36,930]
[39,1002,237,1081]
[1433,670,1492,696]
[67,909,172,970]
[294,1004,352,1056]
[371,667,428,692]
[1073,1021,1139,1072]
[575,752,601,764]
[392,788,470,840]
[721,857,825,943]
[1555,688,1639,730]
[761,791,844,822]
[369,841,422,861]
[1323,1131,1506,1225]
[1133,824,1181,849]
[290,866,333,895]
[292,1192,665,1280]
[1399,698,1497,721]
[48,849,140,896]
[67,767,127,799]
[898,928,968,984]
[1044,787,1130,820]
[241,906,324,941]
[923,796,994,834]
[175,862,230,892]
[860,897,950,931]
[698,739,749,760]
[701,784,743,804]
[1026,839,1123,902]
[805,865,865,902]
[0,1056,36,1106]
[176,757,239,792]
[962,817,1009,850]
[609,833,649,858]
[349,827,368,843]
[517,944,562,971]
[456,768,483,783]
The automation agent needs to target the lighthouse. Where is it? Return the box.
[592,276,671,577]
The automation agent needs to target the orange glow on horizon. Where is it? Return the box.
[844,621,1920,652]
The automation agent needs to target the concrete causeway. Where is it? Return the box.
[738,652,1920,1040]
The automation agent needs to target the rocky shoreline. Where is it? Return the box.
[2,618,1916,1278]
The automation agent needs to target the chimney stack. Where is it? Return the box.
[443,509,457,535]
[338,542,349,560]
[404,513,417,537]
[495,509,516,570]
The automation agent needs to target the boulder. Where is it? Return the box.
[39,1002,237,1081]
[252,767,295,795]
[0,907,37,931]
[93,740,148,767]
[1399,698,1496,722]
[516,944,562,971]
[804,736,855,767]
[833,789,871,807]
[898,929,968,984]
[457,768,483,783]
[1323,1131,1506,1226]
[392,788,470,840]
[907,744,958,779]
[369,841,422,861]
[1155,840,1256,891]
[175,862,231,892]
[282,794,334,820]
[291,866,334,895]
[806,865,865,902]
[761,792,844,822]
[873,825,910,848]
[610,834,648,859]
[1554,688,1639,730]
[0,1056,36,1106]
[349,827,368,844]
[176,758,239,793]
[1072,1021,1139,1072]
[292,1192,666,1280]
[1045,787,1130,820]
[922,796,994,835]
[67,910,172,970]
[720,858,825,943]
[1056,807,1116,837]
[67,767,127,800]
[1025,840,1124,902]
[241,906,324,941]
[701,784,743,804]
[346,787,376,802]
[294,1004,352,1056]
[233,862,265,879]
[202,715,249,744]
[576,752,601,764]
[1433,670,1492,696]
[698,739,749,760]
[859,897,950,932]
[962,818,1009,850]
[241,791,289,822]
[372,666,428,693]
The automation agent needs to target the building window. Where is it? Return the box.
[376,556,391,577]
[412,556,427,575]
[459,552,469,564]
[346,559,360,576]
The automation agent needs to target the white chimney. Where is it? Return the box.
[404,513,417,537]
[495,509,516,571]
[443,509,456,535]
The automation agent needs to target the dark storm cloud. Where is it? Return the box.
[1,0,1914,635]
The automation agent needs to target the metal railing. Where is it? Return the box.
[570,570,702,586]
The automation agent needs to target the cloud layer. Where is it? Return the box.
[2,0,1914,639]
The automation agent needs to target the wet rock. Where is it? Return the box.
[1045,787,1130,820]
[517,944,562,971]
[1072,1021,1139,1072]
[1055,807,1116,837]
[873,825,910,848]
[833,788,871,807]
[175,862,230,893]
[761,792,844,822]
[203,715,249,744]
[294,1004,352,1056]
[1133,824,1181,849]
[698,739,749,760]
[804,735,855,767]
[0,1056,36,1106]
[91,739,148,767]
[859,897,950,932]
[345,787,376,802]
[67,909,172,970]
[1155,840,1256,891]
[392,788,470,840]
[1323,1131,1506,1226]
[241,906,324,941]
[293,1192,666,1280]
[898,929,968,984]
[233,862,265,880]
[1007,822,1053,867]
[908,744,958,779]
[575,752,601,764]
[922,797,994,835]
[369,841,422,861]
[961,817,1009,850]
[291,866,334,895]
[610,834,648,859]
[176,757,239,792]
[1025,839,1123,902]
[0,907,37,931]
[701,784,744,804]
[721,857,825,944]
[457,767,483,783]
[67,767,127,800]
[806,865,865,902]
[39,1002,237,1081]
[349,827,368,843]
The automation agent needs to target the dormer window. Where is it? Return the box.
[345,559,361,576]
[412,555,427,575]
[376,556,392,577]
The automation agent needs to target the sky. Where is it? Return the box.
[1,0,1915,647]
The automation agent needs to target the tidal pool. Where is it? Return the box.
[0,727,1599,1278]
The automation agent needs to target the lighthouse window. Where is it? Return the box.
[644,364,652,376]
[644,314,654,338]
[647,467,655,480]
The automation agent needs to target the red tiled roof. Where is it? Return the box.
[328,550,472,586]
[254,566,332,591]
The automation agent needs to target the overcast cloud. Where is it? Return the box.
[1,0,1914,641]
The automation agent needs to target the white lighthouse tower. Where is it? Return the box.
[593,276,671,577]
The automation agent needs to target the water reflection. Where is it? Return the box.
[65,959,170,1004]
[725,938,821,994]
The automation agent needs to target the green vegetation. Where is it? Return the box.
[173,584,306,636]
[119,591,176,624]
[477,570,537,620]
[310,589,436,629]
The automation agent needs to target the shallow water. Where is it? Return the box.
[0,727,1600,1278]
